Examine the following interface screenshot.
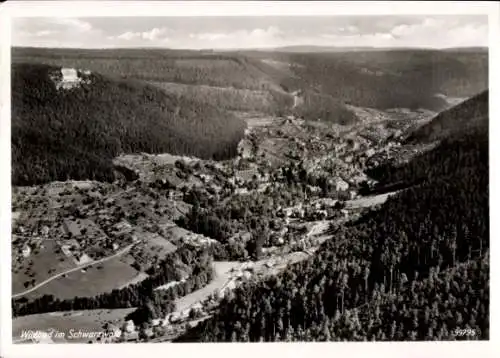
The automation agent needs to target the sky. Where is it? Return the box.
[12,15,489,49]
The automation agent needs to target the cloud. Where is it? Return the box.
[34,30,57,37]
[191,26,283,41]
[318,16,487,48]
[114,31,139,41]
[335,25,359,35]
[250,26,283,37]
[188,26,284,48]
[195,33,229,41]
[390,18,446,38]
[49,18,93,32]
[445,22,488,47]
[143,27,169,41]
[12,16,488,49]
[387,17,487,47]
[109,27,170,42]
[13,17,97,48]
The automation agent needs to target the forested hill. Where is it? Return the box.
[12,47,288,91]
[11,63,246,186]
[264,49,488,111]
[176,103,489,342]
[13,47,488,114]
[405,90,488,144]
[367,91,489,186]
[12,47,362,125]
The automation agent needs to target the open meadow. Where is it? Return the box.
[23,254,140,300]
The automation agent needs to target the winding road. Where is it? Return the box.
[12,243,135,299]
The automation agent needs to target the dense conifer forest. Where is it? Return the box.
[292,90,358,125]
[11,63,246,185]
[12,47,286,91]
[281,50,487,111]
[405,90,488,143]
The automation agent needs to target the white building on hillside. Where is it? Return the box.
[61,68,78,81]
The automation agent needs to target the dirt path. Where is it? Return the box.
[12,244,135,299]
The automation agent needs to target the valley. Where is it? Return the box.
[10,45,489,344]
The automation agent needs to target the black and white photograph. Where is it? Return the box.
[0,1,498,357]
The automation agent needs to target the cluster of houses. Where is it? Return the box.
[277,198,350,225]
[15,224,51,259]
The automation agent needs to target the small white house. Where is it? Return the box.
[335,178,350,192]
[22,245,31,257]
[143,328,154,338]
[41,226,50,237]
[243,271,252,280]
[124,320,135,333]
[366,148,376,157]
[61,68,78,83]
[151,318,162,327]
[76,253,92,265]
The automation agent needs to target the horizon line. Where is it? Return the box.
[12,45,489,51]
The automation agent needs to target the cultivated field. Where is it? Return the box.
[12,240,77,295]
[23,254,140,300]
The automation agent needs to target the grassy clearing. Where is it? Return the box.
[23,255,140,300]
[143,235,177,257]
[118,272,149,289]
[345,191,397,209]
[12,240,77,295]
